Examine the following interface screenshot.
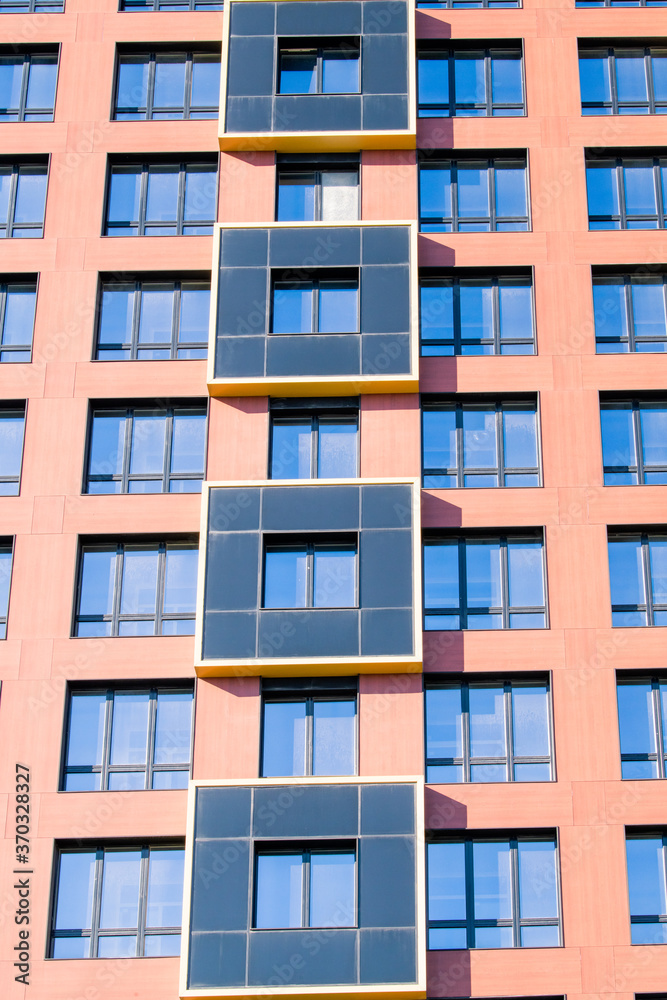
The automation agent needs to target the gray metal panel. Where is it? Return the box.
[215,336,266,379]
[191,839,251,931]
[205,533,259,611]
[362,0,407,33]
[276,1,362,35]
[273,94,362,132]
[258,609,359,657]
[362,226,410,266]
[359,530,413,608]
[360,608,413,656]
[189,931,248,988]
[361,333,411,375]
[252,783,359,837]
[196,787,253,839]
[220,227,269,267]
[208,487,261,532]
[217,268,268,336]
[261,484,360,530]
[203,611,258,659]
[227,37,275,96]
[361,34,407,95]
[358,837,415,928]
[248,929,358,985]
[361,484,412,528]
[360,784,415,835]
[362,94,409,130]
[266,334,361,376]
[230,1,276,34]
[360,265,410,333]
[268,226,361,266]
[226,96,273,132]
[359,928,416,984]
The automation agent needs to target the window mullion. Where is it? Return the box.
[501,537,510,628]
[656,158,666,229]
[122,410,133,492]
[653,680,666,779]
[7,167,19,236]
[626,277,637,351]
[131,284,142,358]
[312,282,319,334]
[646,50,656,114]
[448,51,455,116]
[511,839,521,947]
[315,171,322,221]
[306,698,315,776]
[462,684,471,782]
[303,853,310,928]
[453,280,462,354]
[505,683,514,781]
[488,161,496,230]
[102,690,114,791]
[177,164,186,235]
[171,282,181,358]
[146,689,158,790]
[90,850,105,959]
[307,543,315,608]
[156,543,166,635]
[485,52,493,116]
[112,546,124,635]
[311,416,319,478]
[184,54,193,118]
[164,410,173,492]
[456,405,464,487]
[609,52,619,115]
[497,404,505,484]
[20,59,30,120]
[493,279,501,354]
[138,165,149,236]
[452,163,459,232]
[137,848,150,956]
[465,840,475,948]
[458,538,467,628]
[616,161,627,229]
[643,534,654,624]
[146,56,157,119]
[634,402,645,483]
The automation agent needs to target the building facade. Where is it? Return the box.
[0,1,666,1000]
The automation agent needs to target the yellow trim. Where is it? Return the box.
[217,0,417,151]
[206,221,419,397]
[179,776,427,1000]
[193,478,423,676]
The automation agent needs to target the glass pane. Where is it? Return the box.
[3,285,36,347]
[465,541,502,609]
[79,549,116,617]
[520,924,559,947]
[318,421,357,478]
[271,421,312,479]
[420,167,452,222]
[631,922,667,945]
[96,935,137,957]
[0,57,23,112]
[273,284,312,334]
[498,282,533,342]
[99,851,141,929]
[280,52,316,94]
[310,853,355,926]
[652,54,667,102]
[255,854,303,927]
[191,55,220,110]
[313,700,355,775]
[322,51,359,93]
[512,685,549,757]
[460,282,494,340]
[146,849,184,928]
[179,284,209,344]
[139,286,175,345]
[152,770,189,789]
[120,547,158,615]
[14,168,47,226]
[171,413,206,475]
[454,54,485,105]
[469,686,506,758]
[25,57,57,112]
[508,540,544,609]
[89,412,125,482]
[130,413,166,476]
[472,840,512,919]
[98,286,134,348]
[632,281,667,339]
[313,547,356,607]
[622,759,658,779]
[264,548,308,608]
[495,165,527,218]
[108,772,144,791]
[626,837,667,915]
[616,53,649,103]
[518,840,558,918]
[419,53,448,107]
[579,54,611,105]
[641,406,667,470]
[52,938,90,959]
[67,693,106,767]
[153,55,186,110]
[462,409,497,470]
[649,538,667,604]
[143,934,181,956]
[426,687,463,760]
[318,283,357,333]
[491,54,522,105]
[421,284,454,341]
[262,701,307,776]
[470,763,506,782]
[321,171,358,221]
[0,166,10,223]
[427,763,463,783]
[0,412,23,479]
[108,168,141,225]
[601,405,636,470]
[116,56,149,112]
[164,546,198,613]
[428,841,466,920]
[475,925,513,948]
[586,163,619,218]
[277,173,316,222]
[110,692,149,766]
[514,762,552,781]
[423,409,457,473]
[424,542,460,609]
[429,927,467,949]
[503,409,538,470]
[146,166,179,223]
[457,165,489,218]
[624,164,658,217]
[184,167,216,222]
[55,852,96,930]
[618,682,656,756]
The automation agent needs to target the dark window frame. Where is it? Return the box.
[113,49,220,121]
[427,832,562,949]
[0,161,48,238]
[417,0,521,6]
[586,156,667,229]
[95,277,210,360]
[73,539,198,637]
[61,684,195,791]
[608,530,667,626]
[419,157,531,232]
[262,535,359,610]
[0,50,59,121]
[277,40,361,96]
[84,401,208,494]
[424,677,554,783]
[260,687,359,777]
[103,159,218,237]
[580,46,667,115]
[50,842,185,958]
[422,398,541,488]
[253,843,357,929]
[593,273,667,352]
[418,46,525,118]
[269,409,360,479]
[617,676,667,778]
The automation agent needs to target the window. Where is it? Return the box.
[0,0,63,9]
[594,273,667,353]
[96,278,209,360]
[428,835,560,949]
[422,400,540,488]
[120,0,222,8]
[418,0,520,6]
[62,686,193,790]
[0,540,12,638]
[261,683,357,777]
[269,405,358,479]
[423,535,547,630]
[626,833,667,943]
[74,540,198,637]
[577,0,666,6]
[421,274,535,356]
[617,677,667,779]
[254,848,356,929]
[608,532,667,626]
[425,679,553,783]
[86,404,206,494]
[0,406,25,494]
[0,280,36,362]
[0,52,57,121]
[278,42,360,95]
[420,158,529,232]
[601,399,667,484]
[586,156,667,230]
[418,48,524,117]
[263,538,357,609]
[0,163,47,238]
[276,165,359,221]
[51,845,184,958]
[114,51,220,120]
[271,273,358,334]
[580,47,667,115]
[104,161,217,236]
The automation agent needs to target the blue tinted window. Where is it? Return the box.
[279,45,360,95]
[114,51,220,121]
[0,53,57,121]
[263,541,357,609]
[0,1,64,12]
[119,0,222,8]
[580,47,667,114]
[261,696,356,776]
[425,680,552,783]
[594,275,667,353]
[587,157,667,229]
[423,401,539,488]
[51,846,184,958]
[96,279,209,360]
[0,541,12,638]
[418,48,524,117]
[626,835,667,943]
[0,163,47,237]
[105,162,216,236]
[276,169,359,222]
[272,277,358,334]
[601,400,667,485]
[608,532,667,627]
[616,679,667,779]
[270,412,358,479]
[255,851,355,929]
[417,0,521,6]
[424,536,547,630]
[420,159,529,232]
[0,407,24,494]
[75,541,198,637]
[428,836,560,948]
